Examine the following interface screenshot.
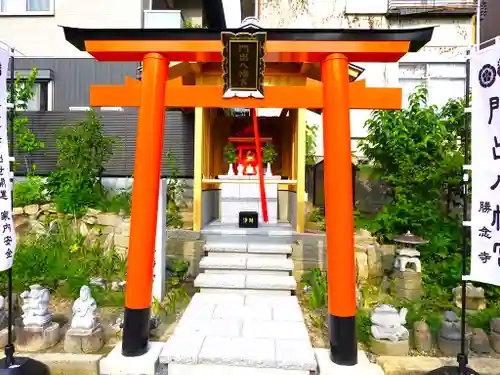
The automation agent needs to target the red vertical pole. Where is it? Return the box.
[322,53,357,366]
[252,108,268,222]
[122,52,169,357]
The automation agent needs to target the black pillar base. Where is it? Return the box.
[328,314,357,366]
[122,307,151,357]
[0,356,49,375]
[424,366,480,375]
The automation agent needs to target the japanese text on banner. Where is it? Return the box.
[469,41,500,286]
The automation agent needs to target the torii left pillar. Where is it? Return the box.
[122,52,169,356]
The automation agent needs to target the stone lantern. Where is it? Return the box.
[391,231,428,301]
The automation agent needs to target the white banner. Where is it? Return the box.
[469,41,500,285]
[0,48,16,272]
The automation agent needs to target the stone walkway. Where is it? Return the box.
[159,221,318,375]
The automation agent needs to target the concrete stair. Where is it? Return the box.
[195,273,297,295]
[200,255,294,276]
[195,240,296,295]
[160,221,317,375]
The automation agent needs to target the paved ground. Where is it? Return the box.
[159,293,317,371]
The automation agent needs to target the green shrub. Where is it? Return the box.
[0,218,126,305]
[358,86,491,300]
[13,174,47,207]
[47,110,115,216]
[301,268,327,310]
[95,189,132,215]
[308,209,324,223]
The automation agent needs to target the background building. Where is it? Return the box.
[260,0,476,158]
[3,0,477,205]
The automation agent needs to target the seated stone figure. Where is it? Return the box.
[70,286,97,331]
[371,304,409,342]
[20,284,51,326]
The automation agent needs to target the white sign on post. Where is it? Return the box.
[152,178,167,301]
[0,48,16,272]
[469,41,500,286]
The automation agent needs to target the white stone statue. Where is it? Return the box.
[70,286,97,331]
[371,304,409,342]
[20,284,51,327]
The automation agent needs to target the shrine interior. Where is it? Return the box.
[199,108,302,229]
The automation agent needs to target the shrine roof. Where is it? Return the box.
[63,26,433,51]
[61,26,434,63]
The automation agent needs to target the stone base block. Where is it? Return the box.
[0,327,13,348]
[369,337,409,356]
[64,326,105,354]
[15,322,60,352]
[394,287,423,300]
[315,348,383,375]
[438,335,469,357]
[393,270,422,288]
[490,331,500,353]
[100,341,163,375]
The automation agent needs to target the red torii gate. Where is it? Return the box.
[62,25,434,366]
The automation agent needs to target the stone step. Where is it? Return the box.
[165,363,311,375]
[207,252,287,259]
[204,243,293,255]
[194,273,297,294]
[201,256,292,273]
[202,234,296,245]
[200,256,293,276]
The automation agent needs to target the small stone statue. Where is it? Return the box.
[20,284,51,327]
[64,286,104,354]
[371,304,409,342]
[0,295,7,347]
[0,295,6,327]
[15,285,60,352]
[438,310,469,356]
[369,304,410,356]
[70,286,97,331]
[413,321,432,352]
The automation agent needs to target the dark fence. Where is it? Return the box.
[14,110,195,178]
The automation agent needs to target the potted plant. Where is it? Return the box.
[223,142,238,176]
[262,143,277,176]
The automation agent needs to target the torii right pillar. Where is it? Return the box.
[322,53,357,366]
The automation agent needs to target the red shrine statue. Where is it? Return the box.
[230,121,271,176]
[241,150,258,175]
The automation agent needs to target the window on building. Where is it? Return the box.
[8,81,50,112]
[399,62,466,108]
[26,0,50,11]
[0,0,53,14]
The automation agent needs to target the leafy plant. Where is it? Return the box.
[7,67,45,173]
[262,143,277,164]
[156,258,190,314]
[96,189,132,216]
[13,171,47,207]
[301,268,327,310]
[223,142,238,164]
[306,123,319,166]
[166,150,186,228]
[0,218,126,305]
[47,110,115,216]
[308,208,324,223]
[183,19,202,28]
[358,85,481,300]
